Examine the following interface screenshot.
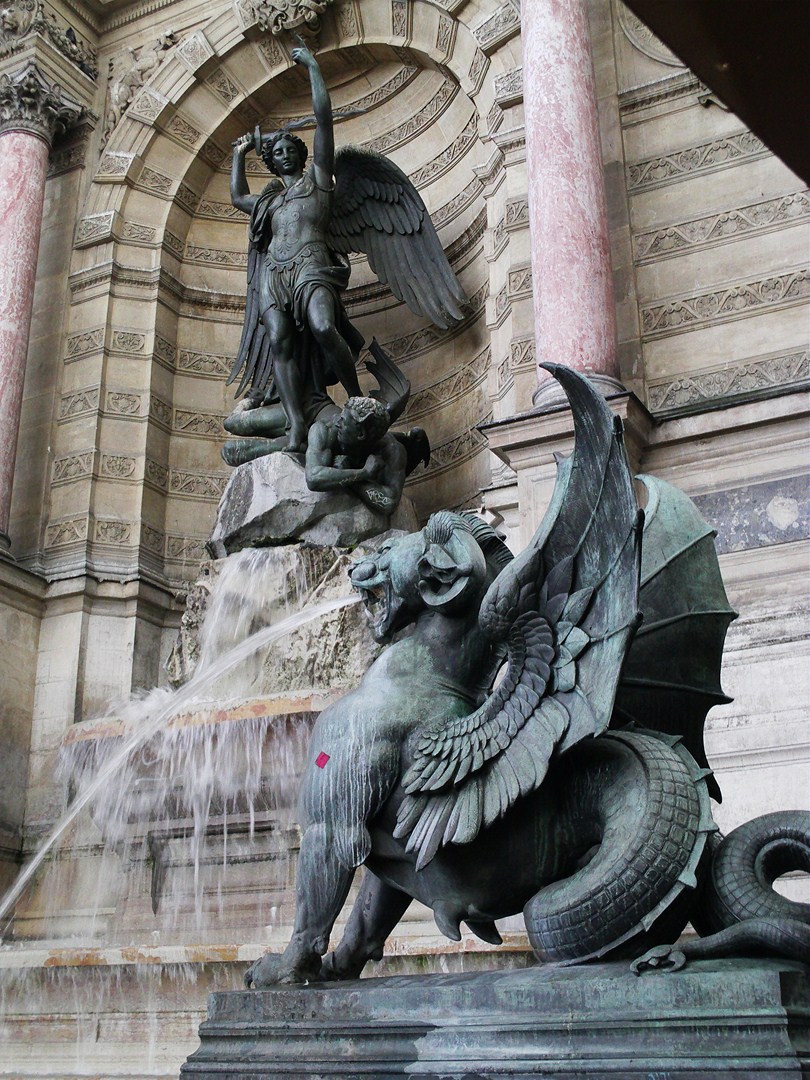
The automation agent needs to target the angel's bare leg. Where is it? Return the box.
[307,287,361,398]
[264,307,307,452]
[321,870,411,980]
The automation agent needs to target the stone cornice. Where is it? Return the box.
[0,59,82,142]
[0,0,98,80]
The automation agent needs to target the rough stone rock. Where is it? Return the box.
[208,453,418,557]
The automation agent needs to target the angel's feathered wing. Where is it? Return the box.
[395,365,643,869]
[329,147,466,330]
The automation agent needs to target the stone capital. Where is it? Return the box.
[0,60,81,143]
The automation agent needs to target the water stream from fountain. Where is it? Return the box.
[0,591,359,936]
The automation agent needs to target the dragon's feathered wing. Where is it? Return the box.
[394,365,644,869]
[329,147,466,330]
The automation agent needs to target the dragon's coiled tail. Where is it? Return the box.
[687,810,810,964]
[632,811,810,972]
[524,730,715,963]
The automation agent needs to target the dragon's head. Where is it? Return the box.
[350,512,513,642]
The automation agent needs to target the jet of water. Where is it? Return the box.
[0,593,359,936]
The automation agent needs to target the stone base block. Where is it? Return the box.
[208,454,418,556]
[181,959,809,1079]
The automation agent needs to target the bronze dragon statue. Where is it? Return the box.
[245,364,810,987]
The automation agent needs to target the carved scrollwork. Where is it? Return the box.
[246,0,334,36]
[0,60,81,143]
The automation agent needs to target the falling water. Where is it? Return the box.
[0,590,359,937]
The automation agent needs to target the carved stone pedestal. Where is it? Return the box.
[181,959,809,1078]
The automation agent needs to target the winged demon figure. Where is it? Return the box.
[244,364,810,988]
[227,40,466,454]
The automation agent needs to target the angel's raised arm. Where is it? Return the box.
[292,43,333,186]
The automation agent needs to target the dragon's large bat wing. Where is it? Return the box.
[329,147,467,330]
[395,365,643,869]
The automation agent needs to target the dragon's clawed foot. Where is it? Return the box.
[243,951,322,988]
[631,944,687,976]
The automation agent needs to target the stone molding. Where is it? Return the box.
[407,413,492,483]
[634,191,810,262]
[647,349,810,414]
[627,130,768,193]
[168,470,228,500]
[262,61,419,133]
[405,345,490,421]
[641,267,809,339]
[0,59,81,142]
[410,111,477,187]
[379,280,487,362]
[0,0,97,79]
[618,72,701,119]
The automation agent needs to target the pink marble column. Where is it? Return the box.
[522,0,622,405]
[0,63,79,551]
[0,129,49,549]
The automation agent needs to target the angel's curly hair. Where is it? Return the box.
[261,131,308,175]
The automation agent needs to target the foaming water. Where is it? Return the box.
[0,591,358,937]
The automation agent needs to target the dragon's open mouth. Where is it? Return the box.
[359,582,389,629]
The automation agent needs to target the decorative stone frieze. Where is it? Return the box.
[391,0,409,40]
[410,112,477,187]
[435,14,454,59]
[494,67,522,106]
[264,62,420,136]
[0,0,97,79]
[641,268,809,338]
[169,470,228,500]
[172,410,226,438]
[647,349,809,413]
[467,48,488,94]
[94,518,133,544]
[205,67,240,104]
[627,131,768,193]
[408,418,492,482]
[58,386,99,420]
[255,36,285,70]
[472,3,520,53]
[100,454,136,479]
[165,534,207,563]
[140,523,164,554]
[380,281,487,361]
[336,0,359,39]
[127,85,168,125]
[504,197,528,230]
[105,390,142,416]
[618,72,701,118]
[509,336,535,373]
[406,346,490,421]
[175,30,213,73]
[167,113,202,147]
[183,245,247,267]
[177,350,233,377]
[145,458,169,490]
[634,192,810,262]
[65,327,103,358]
[74,209,115,247]
[0,60,81,141]
[44,515,87,547]
[52,450,93,483]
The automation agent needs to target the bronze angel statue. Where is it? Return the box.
[227,41,466,453]
[244,364,810,988]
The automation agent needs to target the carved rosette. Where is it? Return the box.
[250,0,335,35]
[0,60,81,143]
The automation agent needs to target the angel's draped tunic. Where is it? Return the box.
[231,166,363,413]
